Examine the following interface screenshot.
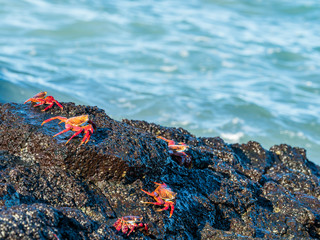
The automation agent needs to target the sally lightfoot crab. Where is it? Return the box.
[157,136,192,167]
[24,91,63,111]
[41,115,96,145]
[141,182,176,218]
[113,216,148,236]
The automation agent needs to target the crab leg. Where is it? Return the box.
[141,189,155,197]
[114,218,123,231]
[157,203,174,218]
[53,128,72,137]
[24,97,43,104]
[32,99,46,107]
[127,224,137,236]
[157,136,175,145]
[142,201,163,205]
[24,98,33,104]
[154,182,163,186]
[80,135,88,146]
[143,200,174,218]
[141,223,148,231]
[53,100,63,110]
[33,102,45,107]
[169,203,174,218]
[122,225,128,234]
[80,131,91,145]
[80,125,94,145]
[66,130,83,145]
[42,103,54,111]
[86,135,92,144]
[142,194,164,205]
[156,204,170,212]
[84,133,91,144]
[41,116,67,126]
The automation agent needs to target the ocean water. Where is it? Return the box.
[0,0,319,164]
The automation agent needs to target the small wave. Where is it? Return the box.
[160,65,178,72]
[221,132,244,142]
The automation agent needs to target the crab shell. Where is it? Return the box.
[31,91,47,99]
[64,115,90,127]
[154,183,177,201]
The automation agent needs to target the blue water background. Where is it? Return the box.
[0,0,319,164]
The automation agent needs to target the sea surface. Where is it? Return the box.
[0,0,319,164]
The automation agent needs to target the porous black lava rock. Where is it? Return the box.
[0,102,319,239]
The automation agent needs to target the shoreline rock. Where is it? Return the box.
[0,102,319,239]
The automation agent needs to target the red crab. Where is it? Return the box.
[113,216,148,236]
[157,136,192,167]
[141,182,177,218]
[41,115,96,145]
[24,91,63,111]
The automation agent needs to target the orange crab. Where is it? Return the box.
[141,182,176,218]
[41,115,96,145]
[157,136,192,167]
[24,91,63,111]
[113,216,148,236]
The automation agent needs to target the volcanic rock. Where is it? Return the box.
[0,102,319,239]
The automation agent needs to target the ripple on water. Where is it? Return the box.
[0,0,319,164]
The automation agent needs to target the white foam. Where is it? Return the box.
[180,50,189,58]
[160,65,178,72]
[221,132,244,142]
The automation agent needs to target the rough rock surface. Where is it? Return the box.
[0,102,319,239]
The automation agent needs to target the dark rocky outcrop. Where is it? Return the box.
[0,102,319,239]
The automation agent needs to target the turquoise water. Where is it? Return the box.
[0,0,319,164]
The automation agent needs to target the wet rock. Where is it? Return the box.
[0,102,319,239]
